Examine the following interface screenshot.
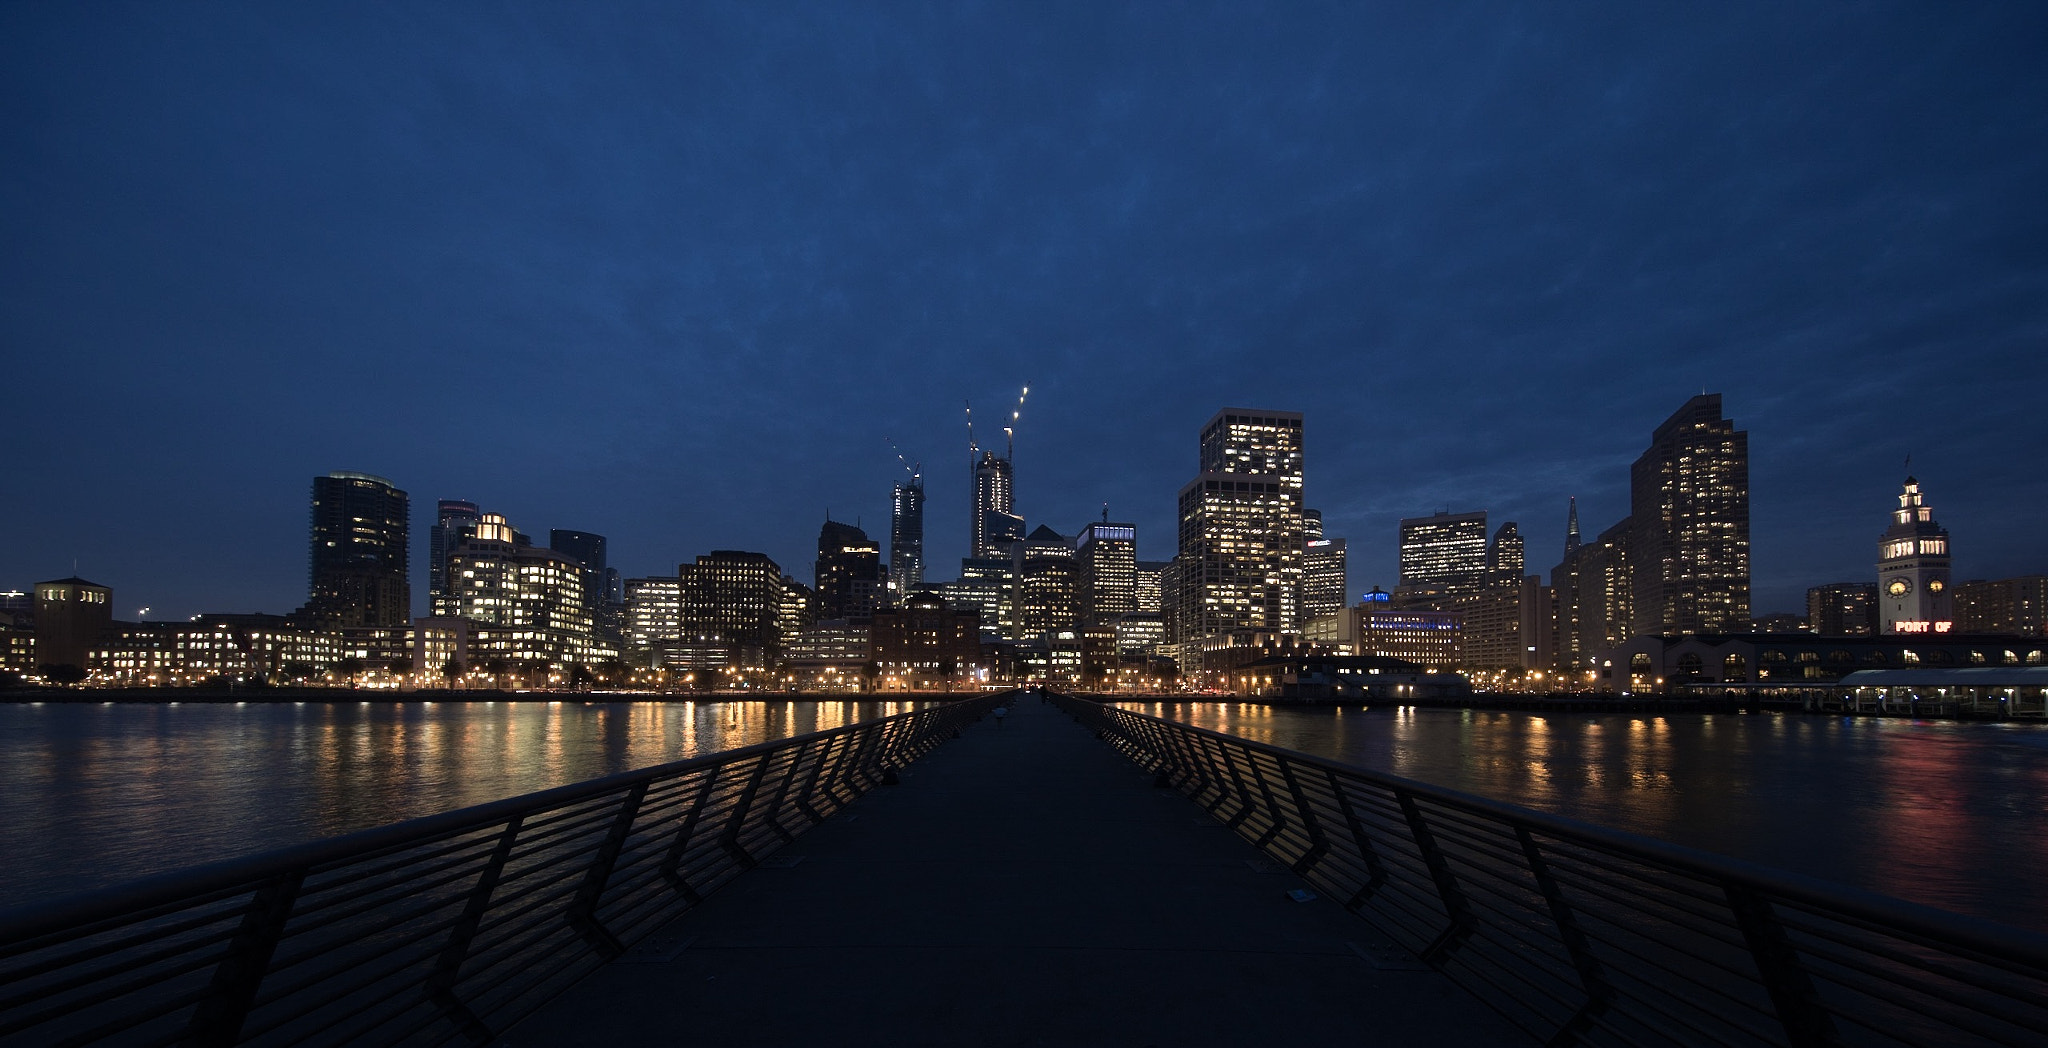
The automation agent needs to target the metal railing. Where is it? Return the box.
[1049,693,2048,1048]
[0,695,1000,1046]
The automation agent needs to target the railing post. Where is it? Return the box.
[717,755,777,867]
[1214,742,1260,830]
[791,732,839,823]
[754,740,810,844]
[1515,827,1610,1047]
[1395,787,1472,965]
[661,767,725,902]
[568,781,648,957]
[1277,759,1328,875]
[181,868,304,1047]
[1326,770,1388,909]
[1725,883,1842,1048]
[1247,752,1292,850]
[427,815,523,1045]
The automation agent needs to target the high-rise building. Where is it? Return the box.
[1563,497,1582,558]
[972,451,1024,558]
[1398,511,1489,596]
[815,519,885,622]
[447,514,591,666]
[1171,409,1307,667]
[677,551,785,668]
[1133,560,1168,614]
[304,471,411,628]
[1953,577,2048,637]
[624,577,682,655]
[1077,519,1137,623]
[1551,519,1634,676]
[1878,477,1952,635]
[778,576,817,651]
[1015,525,1079,637]
[891,471,925,596]
[1807,583,1878,637]
[1302,536,1348,625]
[1629,394,1750,636]
[1485,521,1525,588]
[942,557,1015,640]
[429,500,481,616]
[549,529,609,620]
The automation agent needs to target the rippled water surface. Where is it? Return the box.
[1127,702,2048,932]
[0,699,926,906]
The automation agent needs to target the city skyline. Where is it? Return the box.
[5,5,2046,619]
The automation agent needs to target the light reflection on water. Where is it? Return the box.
[0,699,923,907]
[1139,702,2048,932]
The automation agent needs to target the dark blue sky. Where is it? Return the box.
[4,3,2045,619]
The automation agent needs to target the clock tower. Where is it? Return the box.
[1877,476,1952,635]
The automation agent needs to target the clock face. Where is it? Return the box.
[1927,578,1945,594]
[1886,578,1911,597]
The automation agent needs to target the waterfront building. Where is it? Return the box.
[1808,583,1878,637]
[815,519,886,622]
[891,472,926,596]
[1455,576,1555,674]
[971,451,1024,558]
[624,577,682,658]
[1602,631,2046,696]
[1229,654,1471,701]
[169,614,342,684]
[1077,519,1138,623]
[32,576,111,676]
[871,591,982,689]
[447,514,592,667]
[778,576,817,650]
[781,620,873,685]
[1112,612,1165,659]
[91,620,176,684]
[0,614,34,675]
[1954,577,2048,637]
[303,472,411,629]
[411,616,473,683]
[429,500,481,616]
[678,551,785,669]
[1349,591,1461,672]
[1629,394,1750,636]
[1878,477,1953,636]
[1171,409,1307,670]
[549,530,609,619]
[1398,511,1489,598]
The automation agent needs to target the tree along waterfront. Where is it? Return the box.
[1128,700,2048,933]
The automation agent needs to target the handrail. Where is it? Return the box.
[0,694,1002,1046]
[1049,692,2048,1048]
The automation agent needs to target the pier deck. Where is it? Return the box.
[502,694,1524,1047]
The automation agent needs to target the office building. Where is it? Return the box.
[429,500,481,616]
[1133,560,1167,614]
[624,577,683,655]
[1302,534,1348,625]
[1485,522,1525,588]
[1458,576,1554,673]
[891,472,926,596]
[815,519,885,622]
[549,529,610,619]
[942,558,1015,640]
[446,514,591,666]
[779,576,817,649]
[1954,577,2048,637]
[678,551,785,668]
[1398,511,1489,597]
[1629,394,1750,636]
[1171,409,1307,668]
[1351,591,1461,671]
[1077,519,1137,622]
[1014,525,1080,637]
[871,591,982,689]
[33,577,112,675]
[1551,519,1634,677]
[304,472,411,629]
[1878,477,1953,635]
[972,451,1024,558]
[1807,583,1878,637]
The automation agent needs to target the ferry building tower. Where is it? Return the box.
[1877,477,1952,635]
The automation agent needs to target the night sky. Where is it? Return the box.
[4,3,2045,621]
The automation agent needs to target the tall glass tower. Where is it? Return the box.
[971,451,1023,557]
[1172,409,1306,655]
[1629,393,1750,636]
[891,471,925,595]
[305,471,411,628]
[429,500,480,616]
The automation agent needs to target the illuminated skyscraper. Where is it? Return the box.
[304,471,410,628]
[971,451,1024,557]
[1398,511,1488,596]
[678,550,785,667]
[1629,394,1750,636]
[448,513,591,665]
[1171,409,1307,664]
[1302,537,1348,624]
[891,471,925,595]
[1485,521,1524,588]
[429,500,480,616]
[1014,525,1079,636]
[1878,477,1952,635]
[1077,518,1137,622]
[549,529,609,618]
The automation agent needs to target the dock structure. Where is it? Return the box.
[502,695,1520,1047]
